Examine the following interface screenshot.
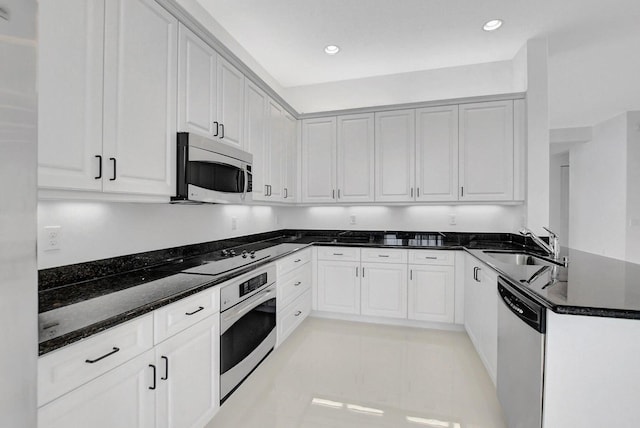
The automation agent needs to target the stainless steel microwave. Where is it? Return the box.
[173,133,253,204]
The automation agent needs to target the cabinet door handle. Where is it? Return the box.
[473,266,477,281]
[220,123,225,139]
[294,259,301,263]
[378,255,389,258]
[267,185,272,196]
[333,253,344,256]
[149,364,157,390]
[417,187,420,198]
[185,306,204,316]
[294,281,302,286]
[109,158,116,181]
[356,266,358,277]
[294,311,302,317]
[213,121,219,137]
[461,186,464,197]
[410,270,413,280]
[161,356,169,381]
[332,189,335,199]
[85,346,120,364]
[362,267,365,277]
[284,188,288,198]
[424,256,438,260]
[95,155,102,179]
[337,189,341,199]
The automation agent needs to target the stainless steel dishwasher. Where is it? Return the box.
[497,277,546,428]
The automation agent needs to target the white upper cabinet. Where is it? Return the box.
[301,117,337,203]
[459,100,514,201]
[38,0,105,192]
[415,105,459,202]
[244,80,269,200]
[266,98,285,200]
[283,112,298,202]
[38,0,177,197]
[216,57,244,148]
[337,113,375,202]
[102,0,177,196]
[177,24,217,138]
[374,110,416,202]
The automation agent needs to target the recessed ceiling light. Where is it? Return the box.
[324,45,340,55]
[483,19,503,31]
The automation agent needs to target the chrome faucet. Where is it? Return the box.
[519,227,561,261]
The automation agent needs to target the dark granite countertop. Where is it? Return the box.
[40,228,640,355]
[466,248,640,320]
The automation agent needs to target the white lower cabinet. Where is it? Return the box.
[276,251,313,346]
[317,260,361,314]
[155,315,219,428]
[277,289,312,346]
[39,349,157,428]
[38,312,220,428]
[408,264,455,323]
[361,262,407,319]
[464,254,498,385]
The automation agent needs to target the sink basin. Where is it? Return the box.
[483,251,554,266]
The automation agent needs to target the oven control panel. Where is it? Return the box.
[220,264,276,312]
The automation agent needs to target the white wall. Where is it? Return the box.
[625,112,640,264]
[549,152,570,247]
[283,60,521,114]
[37,202,280,269]
[278,205,524,233]
[569,112,628,259]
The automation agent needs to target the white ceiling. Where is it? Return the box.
[195,0,640,127]
[196,0,640,87]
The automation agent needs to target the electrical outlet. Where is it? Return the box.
[449,214,457,226]
[44,226,61,251]
[231,217,238,230]
[349,215,357,225]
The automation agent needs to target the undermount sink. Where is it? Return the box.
[483,251,555,266]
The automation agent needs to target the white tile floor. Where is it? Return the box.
[206,317,507,428]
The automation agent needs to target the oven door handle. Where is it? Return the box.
[220,286,275,334]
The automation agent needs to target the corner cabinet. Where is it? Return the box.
[301,117,337,203]
[38,0,177,198]
[459,100,514,201]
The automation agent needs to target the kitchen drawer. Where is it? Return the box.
[277,247,312,277]
[316,246,361,262]
[38,313,154,407]
[361,248,408,264]
[408,250,455,266]
[277,289,312,347]
[154,286,219,344]
[278,262,312,309]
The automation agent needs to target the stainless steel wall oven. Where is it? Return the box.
[219,265,276,403]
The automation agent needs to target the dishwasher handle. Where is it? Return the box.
[498,279,546,334]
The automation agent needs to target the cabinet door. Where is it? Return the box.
[283,112,298,202]
[361,262,407,319]
[464,255,498,385]
[266,98,285,200]
[301,117,337,203]
[102,0,177,196]
[374,110,415,202]
[155,316,219,428]
[415,105,459,201]
[38,350,156,428]
[337,113,375,202]
[38,0,104,191]
[317,260,360,314]
[177,24,217,137]
[216,56,244,148]
[408,264,455,323]
[244,80,269,200]
[459,100,514,201]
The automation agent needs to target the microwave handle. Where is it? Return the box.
[242,167,249,200]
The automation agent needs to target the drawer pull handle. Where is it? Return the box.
[294,311,302,317]
[294,259,302,263]
[378,255,390,258]
[85,347,120,364]
[424,256,438,259]
[185,306,205,316]
[333,253,344,256]
[149,364,157,390]
[294,281,302,286]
